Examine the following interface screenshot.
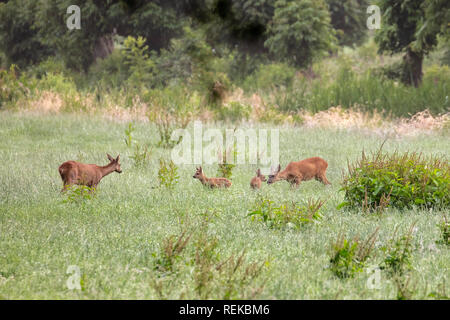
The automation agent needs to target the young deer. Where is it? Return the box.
[59,154,122,192]
[250,168,266,189]
[267,157,331,188]
[193,166,232,189]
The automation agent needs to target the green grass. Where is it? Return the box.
[0,112,449,299]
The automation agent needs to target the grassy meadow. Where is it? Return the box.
[0,112,448,299]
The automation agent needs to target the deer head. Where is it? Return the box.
[267,164,281,184]
[107,154,122,173]
[256,168,266,182]
[193,166,204,180]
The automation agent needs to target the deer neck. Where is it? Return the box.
[198,174,209,185]
[99,163,116,178]
[277,170,288,181]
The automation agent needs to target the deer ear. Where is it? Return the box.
[116,155,120,162]
[199,166,202,172]
[277,164,281,173]
[107,154,114,162]
[256,169,261,176]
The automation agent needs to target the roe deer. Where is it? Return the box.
[250,169,266,189]
[193,166,232,189]
[267,157,331,188]
[59,154,122,192]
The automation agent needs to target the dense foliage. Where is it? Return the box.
[341,149,450,210]
[375,0,450,86]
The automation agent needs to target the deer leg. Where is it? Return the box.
[318,174,331,185]
[61,182,71,193]
[290,178,301,189]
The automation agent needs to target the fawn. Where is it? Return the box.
[250,169,266,189]
[267,157,331,188]
[193,166,232,188]
[59,154,122,192]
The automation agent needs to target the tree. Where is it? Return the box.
[326,0,368,47]
[0,1,53,67]
[264,0,336,68]
[375,0,450,87]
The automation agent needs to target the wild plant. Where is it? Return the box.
[153,231,192,273]
[217,145,237,180]
[248,196,324,230]
[158,158,179,189]
[124,122,135,147]
[329,228,379,279]
[340,145,450,211]
[62,185,96,204]
[380,224,416,276]
[131,144,152,167]
[436,215,449,246]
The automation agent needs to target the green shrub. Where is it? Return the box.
[123,122,135,148]
[340,149,450,211]
[248,196,324,230]
[88,50,130,89]
[62,185,96,204]
[153,231,192,273]
[216,101,252,122]
[38,72,77,95]
[0,65,33,108]
[123,36,155,89]
[380,226,415,277]
[152,219,266,299]
[329,229,378,279]
[131,144,152,168]
[217,145,236,180]
[158,159,179,189]
[243,63,296,91]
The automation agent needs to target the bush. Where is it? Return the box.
[217,145,236,180]
[248,196,324,230]
[328,229,378,279]
[38,72,77,95]
[216,102,252,123]
[152,220,266,299]
[158,159,179,189]
[0,65,33,108]
[380,224,415,276]
[243,63,296,91]
[88,50,130,89]
[340,149,450,211]
[62,185,96,204]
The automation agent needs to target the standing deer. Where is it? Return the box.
[58,154,122,192]
[250,169,266,189]
[193,166,232,189]
[267,157,331,188]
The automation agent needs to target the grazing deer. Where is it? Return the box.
[59,154,122,192]
[193,166,232,189]
[267,157,331,188]
[250,169,266,189]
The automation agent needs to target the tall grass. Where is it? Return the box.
[271,66,449,117]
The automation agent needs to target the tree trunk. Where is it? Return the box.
[402,48,423,87]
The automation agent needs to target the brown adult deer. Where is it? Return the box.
[250,169,266,189]
[267,157,331,188]
[58,154,122,192]
[193,166,232,189]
